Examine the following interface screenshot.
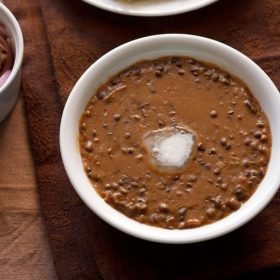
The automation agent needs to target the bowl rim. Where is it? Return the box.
[0,3,24,94]
[81,0,220,17]
[60,34,280,243]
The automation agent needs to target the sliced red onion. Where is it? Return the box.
[0,25,7,37]
[0,70,11,87]
[0,23,13,88]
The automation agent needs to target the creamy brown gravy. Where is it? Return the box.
[79,57,271,229]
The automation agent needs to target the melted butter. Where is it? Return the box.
[143,127,195,173]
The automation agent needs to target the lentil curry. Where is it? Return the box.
[79,56,271,229]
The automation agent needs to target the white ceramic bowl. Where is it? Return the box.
[0,3,24,123]
[60,34,280,243]
[82,0,220,17]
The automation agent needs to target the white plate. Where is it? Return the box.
[82,0,220,17]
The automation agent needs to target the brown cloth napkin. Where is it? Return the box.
[5,0,280,279]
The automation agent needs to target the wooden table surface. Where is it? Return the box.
[0,96,57,279]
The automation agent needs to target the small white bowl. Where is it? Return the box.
[82,0,220,17]
[0,3,24,122]
[60,34,280,243]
